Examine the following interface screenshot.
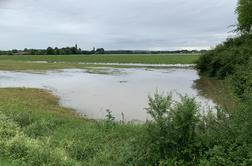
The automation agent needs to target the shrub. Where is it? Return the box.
[196,34,252,98]
[127,92,252,165]
[129,93,202,165]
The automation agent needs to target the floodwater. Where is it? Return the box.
[0,67,215,121]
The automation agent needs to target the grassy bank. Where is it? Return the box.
[0,88,251,165]
[0,88,142,165]
[0,54,199,64]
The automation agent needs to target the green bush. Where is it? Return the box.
[230,58,252,99]
[196,34,252,98]
[128,93,201,165]
[126,93,252,165]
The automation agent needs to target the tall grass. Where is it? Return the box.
[0,88,141,165]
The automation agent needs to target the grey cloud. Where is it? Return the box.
[0,0,237,50]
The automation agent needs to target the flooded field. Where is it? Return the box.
[0,67,215,121]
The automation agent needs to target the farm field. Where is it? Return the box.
[0,54,199,64]
[0,54,199,71]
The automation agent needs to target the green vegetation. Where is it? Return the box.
[191,1,252,164]
[0,54,199,71]
[236,0,252,33]
[197,0,252,99]
[0,88,142,165]
[0,45,206,55]
[1,89,251,165]
[196,34,252,99]
[131,93,252,165]
[0,60,104,71]
[0,54,199,64]
[1,0,252,165]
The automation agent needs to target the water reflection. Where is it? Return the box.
[193,77,236,111]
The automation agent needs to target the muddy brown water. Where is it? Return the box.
[0,67,215,121]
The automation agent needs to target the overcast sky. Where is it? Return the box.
[0,0,237,50]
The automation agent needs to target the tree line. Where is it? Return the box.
[0,45,104,55]
[0,46,206,55]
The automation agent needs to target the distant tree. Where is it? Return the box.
[90,47,96,54]
[70,46,78,54]
[54,47,60,55]
[12,49,18,54]
[236,0,252,33]
[46,47,55,55]
[30,49,37,55]
[81,50,91,54]
[96,48,105,54]
[63,47,72,54]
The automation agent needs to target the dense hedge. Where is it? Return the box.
[196,34,252,98]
